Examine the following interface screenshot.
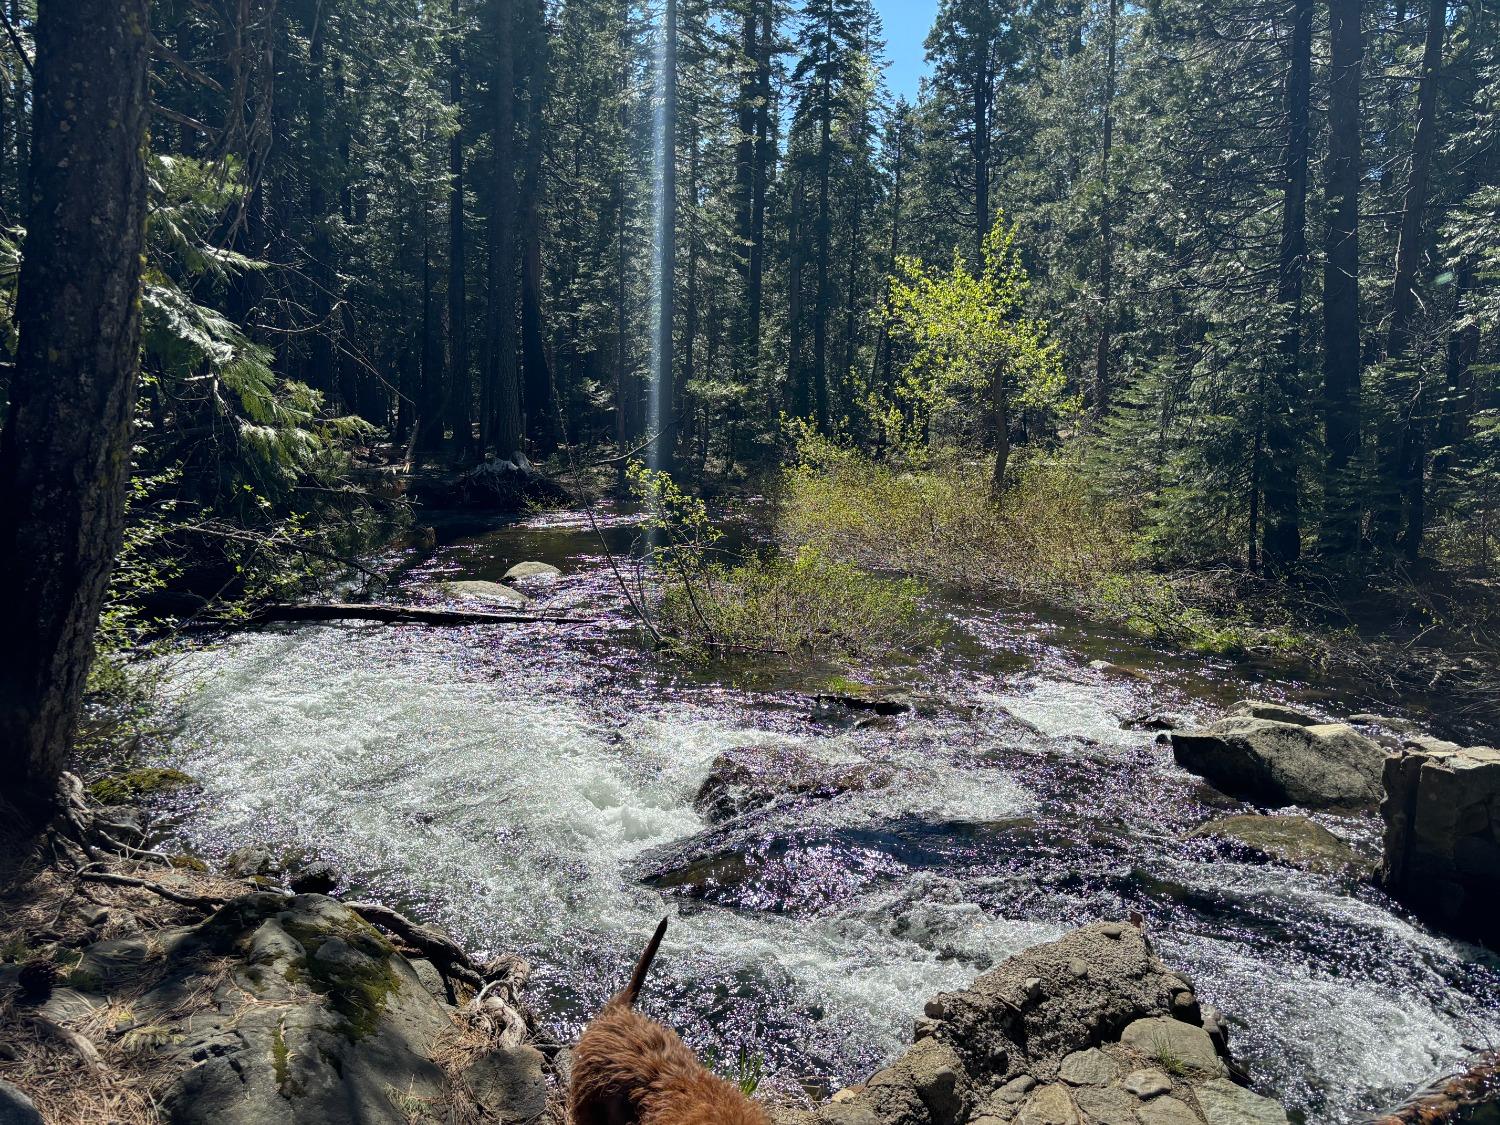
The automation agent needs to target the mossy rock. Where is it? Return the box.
[1189,814,1366,876]
[87,767,194,805]
[278,911,401,1041]
[89,892,462,1125]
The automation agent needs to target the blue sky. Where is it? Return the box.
[874,0,938,101]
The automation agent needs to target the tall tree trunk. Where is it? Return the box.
[1093,0,1118,417]
[1263,0,1313,568]
[10,0,29,222]
[518,0,553,455]
[734,0,757,347]
[787,169,809,419]
[812,49,833,432]
[683,116,700,408]
[306,8,337,402]
[1320,0,1363,555]
[650,0,677,473]
[841,197,863,408]
[486,0,522,458]
[989,366,1010,500]
[1380,0,1447,558]
[973,47,991,265]
[874,113,906,397]
[612,0,632,477]
[440,0,470,455]
[0,0,149,825]
[747,0,772,379]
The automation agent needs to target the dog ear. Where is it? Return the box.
[620,916,669,1008]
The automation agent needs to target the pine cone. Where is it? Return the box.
[17,958,60,1004]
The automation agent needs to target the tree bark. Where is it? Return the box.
[973,42,991,266]
[747,0,772,380]
[485,0,522,459]
[989,365,1011,500]
[1263,0,1313,568]
[518,0,553,455]
[1093,0,1118,418]
[787,169,809,419]
[811,33,833,432]
[649,0,678,474]
[439,0,470,455]
[0,0,150,825]
[1380,0,1447,559]
[1319,0,1363,555]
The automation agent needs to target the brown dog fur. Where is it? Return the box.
[569,919,770,1125]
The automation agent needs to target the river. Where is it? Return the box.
[153,502,1500,1122]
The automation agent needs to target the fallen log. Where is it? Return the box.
[249,603,594,626]
[1365,1049,1500,1122]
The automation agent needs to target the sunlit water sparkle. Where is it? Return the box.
[155,509,1500,1122]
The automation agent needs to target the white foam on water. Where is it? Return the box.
[161,614,1500,1118]
[977,672,1157,750]
[163,625,1039,1070]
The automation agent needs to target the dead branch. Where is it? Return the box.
[249,603,595,626]
[77,870,226,912]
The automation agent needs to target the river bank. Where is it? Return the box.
[67,503,1492,1123]
[0,798,1293,1125]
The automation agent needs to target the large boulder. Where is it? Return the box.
[1187,814,1365,877]
[693,744,895,824]
[44,892,543,1125]
[0,1080,43,1125]
[503,561,562,585]
[807,923,1288,1125]
[155,893,452,1124]
[1171,718,1386,809]
[1382,742,1500,944]
[444,580,532,609]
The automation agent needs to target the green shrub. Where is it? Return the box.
[780,436,1137,602]
[658,545,940,658]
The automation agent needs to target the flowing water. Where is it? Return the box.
[155,503,1500,1123]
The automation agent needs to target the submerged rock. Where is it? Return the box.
[1188,814,1365,876]
[693,743,895,823]
[812,691,913,717]
[1171,718,1386,809]
[1348,713,1421,735]
[1122,711,1184,732]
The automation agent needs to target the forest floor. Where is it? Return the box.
[0,785,562,1125]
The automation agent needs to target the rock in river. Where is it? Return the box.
[1225,700,1320,726]
[694,743,895,823]
[1171,717,1386,809]
[503,561,562,584]
[792,922,1288,1125]
[444,579,532,609]
[1188,814,1365,876]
